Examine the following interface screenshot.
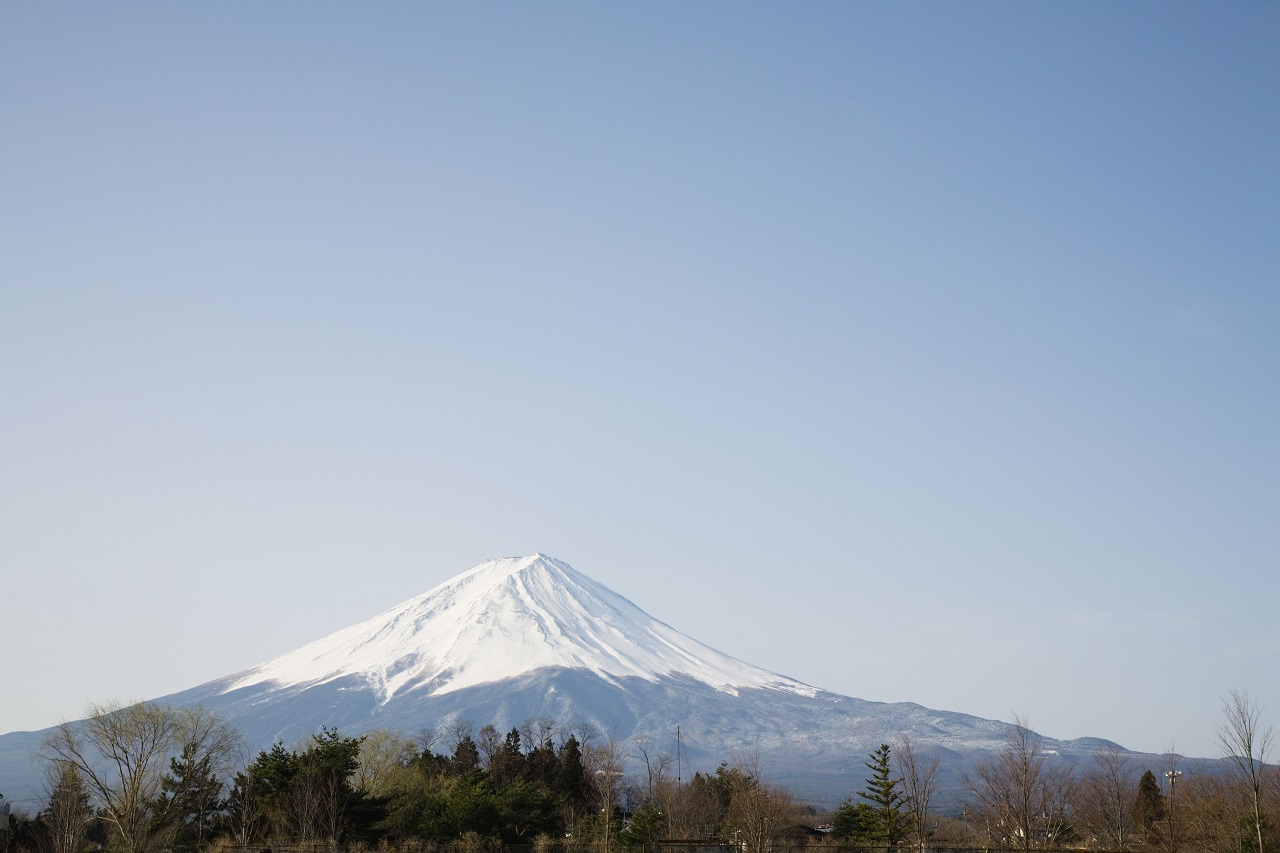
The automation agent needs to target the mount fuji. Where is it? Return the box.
[0,554,1120,808]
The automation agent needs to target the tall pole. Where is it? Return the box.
[1165,770,1182,853]
[677,726,682,784]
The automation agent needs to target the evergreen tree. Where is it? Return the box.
[556,736,590,813]
[224,766,266,846]
[857,744,908,848]
[159,743,226,853]
[229,729,383,845]
[831,799,874,842]
[526,739,559,791]
[296,727,382,843]
[488,729,525,787]
[495,779,559,842]
[444,770,500,838]
[238,741,298,841]
[618,802,667,850]
[449,737,482,777]
[1134,770,1166,836]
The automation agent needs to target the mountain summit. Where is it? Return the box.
[229,554,816,703]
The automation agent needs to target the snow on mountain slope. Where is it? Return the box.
[227,554,818,703]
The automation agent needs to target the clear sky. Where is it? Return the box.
[2,3,1277,761]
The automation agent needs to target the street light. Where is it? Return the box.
[1165,770,1182,853]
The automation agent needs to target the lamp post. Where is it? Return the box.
[1165,770,1182,853]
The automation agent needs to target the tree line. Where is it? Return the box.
[0,690,1275,853]
[827,692,1277,853]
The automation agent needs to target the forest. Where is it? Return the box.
[0,691,1275,853]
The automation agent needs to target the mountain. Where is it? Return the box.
[0,554,1120,809]
[219,553,818,704]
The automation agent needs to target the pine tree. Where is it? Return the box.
[831,799,874,841]
[159,743,226,853]
[857,744,908,848]
[449,736,481,777]
[1134,770,1166,838]
[488,729,525,786]
[556,736,590,812]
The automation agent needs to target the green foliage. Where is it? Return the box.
[618,802,667,849]
[1222,809,1280,853]
[495,779,560,841]
[158,744,226,853]
[227,728,384,845]
[556,735,590,812]
[854,744,908,847]
[374,722,593,845]
[451,736,482,776]
[1134,769,1166,833]
[831,799,874,841]
[708,763,756,808]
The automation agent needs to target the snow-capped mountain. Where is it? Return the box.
[227,554,817,703]
[0,554,1121,809]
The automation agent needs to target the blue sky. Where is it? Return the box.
[2,3,1277,760]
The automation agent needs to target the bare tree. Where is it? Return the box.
[42,702,238,853]
[1158,747,1183,853]
[412,726,439,756]
[165,705,241,851]
[44,701,177,853]
[354,729,415,798]
[895,734,940,853]
[41,762,91,853]
[584,733,626,853]
[632,739,672,805]
[963,714,1076,851]
[663,769,723,840]
[532,719,557,751]
[445,719,476,754]
[721,756,798,853]
[1173,762,1239,853]
[1218,690,1273,853]
[1075,745,1136,849]
[476,724,503,769]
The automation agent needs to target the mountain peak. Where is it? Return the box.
[455,553,573,584]
[226,555,817,704]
